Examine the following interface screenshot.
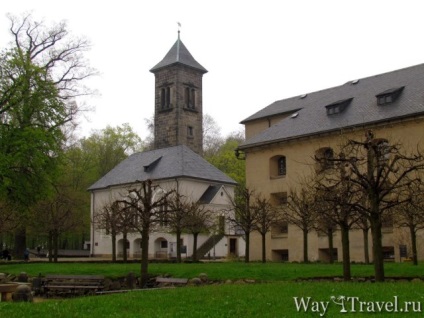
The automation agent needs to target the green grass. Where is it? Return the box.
[1,262,424,317]
[1,261,424,281]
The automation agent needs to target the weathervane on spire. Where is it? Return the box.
[177,22,181,38]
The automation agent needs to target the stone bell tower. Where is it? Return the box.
[150,31,207,155]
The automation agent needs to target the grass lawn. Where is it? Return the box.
[1,261,423,317]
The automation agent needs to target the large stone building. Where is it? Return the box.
[88,33,244,259]
[239,64,424,262]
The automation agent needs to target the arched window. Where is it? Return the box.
[315,147,334,172]
[269,155,287,178]
[278,156,286,176]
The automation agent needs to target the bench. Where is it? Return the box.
[42,275,105,296]
[155,277,188,286]
[0,283,19,302]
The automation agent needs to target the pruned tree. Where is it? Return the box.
[119,180,172,288]
[93,200,123,262]
[314,152,363,280]
[393,181,424,265]
[328,131,424,281]
[227,187,257,263]
[185,204,211,262]
[165,188,194,263]
[354,214,371,264]
[254,196,282,263]
[284,186,317,263]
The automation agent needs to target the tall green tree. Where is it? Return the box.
[0,14,95,257]
[204,131,245,186]
[81,123,143,178]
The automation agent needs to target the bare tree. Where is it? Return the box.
[119,180,172,288]
[165,186,197,263]
[393,182,424,265]
[32,188,84,262]
[314,152,363,280]
[354,214,371,264]
[93,201,121,262]
[254,196,282,263]
[185,204,211,262]
[329,131,424,281]
[284,186,317,263]
[228,187,257,263]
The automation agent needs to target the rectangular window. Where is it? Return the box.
[160,240,168,249]
[271,221,288,237]
[278,157,286,176]
[187,126,193,137]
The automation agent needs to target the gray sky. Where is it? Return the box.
[2,0,424,140]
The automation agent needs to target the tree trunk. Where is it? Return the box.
[340,224,351,281]
[328,228,334,264]
[362,228,370,264]
[192,232,199,262]
[302,229,308,263]
[48,231,53,263]
[53,231,59,263]
[261,232,266,263]
[140,228,150,288]
[409,225,418,266]
[176,230,182,263]
[370,216,385,282]
[14,226,26,260]
[245,232,250,263]
[111,230,117,262]
[123,232,128,263]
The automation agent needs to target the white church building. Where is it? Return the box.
[88,32,245,260]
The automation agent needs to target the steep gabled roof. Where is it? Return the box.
[240,64,424,149]
[88,145,236,191]
[150,33,207,74]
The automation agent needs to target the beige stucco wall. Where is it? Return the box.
[245,118,424,262]
[244,113,290,140]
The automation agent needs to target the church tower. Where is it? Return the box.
[150,31,207,155]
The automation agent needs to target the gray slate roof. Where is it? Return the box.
[198,185,223,204]
[88,145,236,191]
[240,64,424,149]
[150,34,207,73]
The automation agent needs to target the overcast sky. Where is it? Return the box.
[2,0,424,140]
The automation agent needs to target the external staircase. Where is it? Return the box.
[196,234,224,259]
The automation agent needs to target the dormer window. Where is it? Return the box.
[325,98,353,116]
[376,86,404,106]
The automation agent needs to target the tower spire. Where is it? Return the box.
[177,22,181,39]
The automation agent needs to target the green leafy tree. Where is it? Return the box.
[0,14,95,257]
[205,131,245,186]
[81,123,143,178]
